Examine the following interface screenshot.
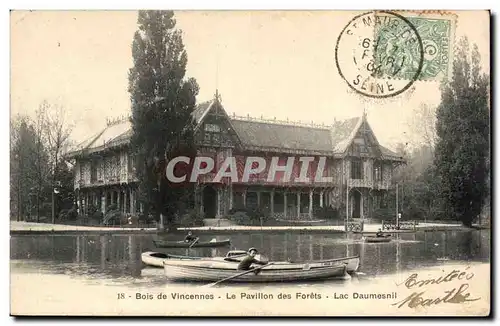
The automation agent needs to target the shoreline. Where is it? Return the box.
[10,221,485,236]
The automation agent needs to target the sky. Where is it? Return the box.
[10,10,490,149]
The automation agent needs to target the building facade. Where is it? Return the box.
[67,94,405,221]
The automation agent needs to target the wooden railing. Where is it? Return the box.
[344,219,364,232]
[382,220,417,231]
[347,179,391,189]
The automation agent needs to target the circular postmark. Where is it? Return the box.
[335,11,424,98]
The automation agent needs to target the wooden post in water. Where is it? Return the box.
[100,235,107,269]
[76,236,81,263]
[309,235,313,261]
[396,234,401,273]
[396,183,399,229]
[283,233,288,260]
[297,233,301,261]
[346,184,349,231]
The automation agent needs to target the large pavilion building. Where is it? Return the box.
[67,94,405,221]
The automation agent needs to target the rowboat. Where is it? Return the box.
[153,239,231,248]
[363,236,392,243]
[311,255,359,274]
[143,250,359,273]
[141,250,247,268]
[163,259,348,283]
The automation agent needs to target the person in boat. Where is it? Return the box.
[237,248,269,273]
[376,228,384,238]
[184,231,198,243]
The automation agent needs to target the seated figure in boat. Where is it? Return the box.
[237,248,269,273]
[184,231,198,243]
[376,228,384,238]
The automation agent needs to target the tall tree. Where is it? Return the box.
[10,114,50,221]
[408,103,438,155]
[128,10,199,229]
[40,100,74,223]
[434,37,490,227]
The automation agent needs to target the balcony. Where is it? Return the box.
[374,180,391,190]
[347,179,372,188]
[347,179,391,189]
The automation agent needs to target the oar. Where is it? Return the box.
[188,237,199,249]
[204,263,274,288]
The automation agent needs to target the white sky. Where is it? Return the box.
[10,10,490,149]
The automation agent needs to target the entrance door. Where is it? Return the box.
[352,191,361,219]
[203,186,217,218]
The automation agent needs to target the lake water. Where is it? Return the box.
[10,230,491,316]
[11,230,490,283]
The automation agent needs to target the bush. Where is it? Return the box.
[227,206,272,226]
[106,204,118,213]
[58,206,79,221]
[372,208,391,221]
[103,205,122,225]
[314,205,340,220]
[178,209,204,227]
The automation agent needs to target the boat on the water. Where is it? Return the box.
[142,250,359,273]
[141,250,247,268]
[309,255,359,274]
[153,238,231,248]
[163,259,348,283]
[363,236,392,243]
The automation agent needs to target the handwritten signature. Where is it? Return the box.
[393,267,481,308]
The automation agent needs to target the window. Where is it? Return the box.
[380,193,388,208]
[91,160,98,182]
[353,136,369,154]
[79,162,84,181]
[203,132,211,143]
[213,133,220,143]
[128,154,135,174]
[351,159,363,180]
[373,161,383,181]
[205,123,220,132]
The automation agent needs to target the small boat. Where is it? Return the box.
[141,250,247,268]
[153,238,231,248]
[143,250,359,273]
[363,236,392,243]
[163,259,348,283]
[311,255,359,274]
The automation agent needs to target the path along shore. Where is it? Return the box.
[9,221,478,235]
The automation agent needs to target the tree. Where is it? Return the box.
[128,10,199,229]
[434,37,490,227]
[10,114,50,221]
[39,100,74,223]
[408,103,438,154]
[10,101,74,223]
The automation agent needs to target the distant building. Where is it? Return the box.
[66,93,405,221]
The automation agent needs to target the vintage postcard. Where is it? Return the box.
[10,10,491,317]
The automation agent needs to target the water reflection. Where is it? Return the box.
[11,230,490,284]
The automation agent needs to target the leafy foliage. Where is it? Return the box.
[228,206,272,226]
[128,10,199,228]
[314,205,340,220]
[434,37,490,227]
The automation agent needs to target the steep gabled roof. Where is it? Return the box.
[67,119,131,157]
[192,100,212,124]
[380,145,405,161]
[330,117,362,153]
[230,119,333,153]
[67,96,403,162]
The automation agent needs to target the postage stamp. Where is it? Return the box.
[9,10,490,318]
[382,11,457,82]
[335,10,457,98]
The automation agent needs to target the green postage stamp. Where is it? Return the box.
[373,11,457,82]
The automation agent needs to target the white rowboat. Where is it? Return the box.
[163,259,348,283]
